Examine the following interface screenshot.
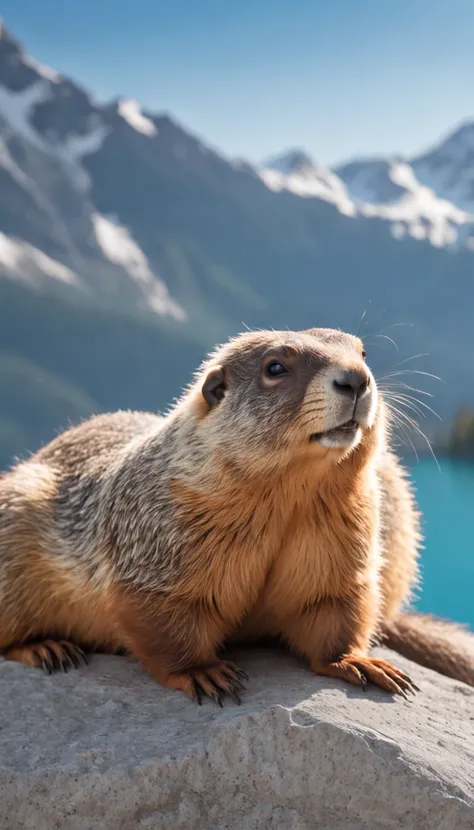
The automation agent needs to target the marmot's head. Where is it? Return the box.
[190,328,379,468]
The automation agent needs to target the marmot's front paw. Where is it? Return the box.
[312,654,419,699]
[4,639,88,674]
[165,660,248,705]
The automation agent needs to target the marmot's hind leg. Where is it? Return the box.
[3,639,88,674]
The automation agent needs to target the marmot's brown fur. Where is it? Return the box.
[1,328,472,703]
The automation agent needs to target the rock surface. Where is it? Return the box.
[0,646,473,830]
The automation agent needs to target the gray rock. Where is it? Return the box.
[0,646,473,829]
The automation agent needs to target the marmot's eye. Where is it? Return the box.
[266,360,288,377]
[362,349,367,359]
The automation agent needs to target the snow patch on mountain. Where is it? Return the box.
[0,232,80,286]
[262,149,474,249]
[260,165,356,216]
[117,99,157,137]
[21,53,60,84]
[358,162,473,248]
[92,214,185,319]
[0,80,51,150]
[0,79,108,190]
[56,121,109,190]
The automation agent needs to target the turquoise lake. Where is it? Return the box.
[410,458,473,630]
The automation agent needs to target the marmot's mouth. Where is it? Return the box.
[310,419,359,443]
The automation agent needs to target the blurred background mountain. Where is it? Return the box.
[1,21,474,467]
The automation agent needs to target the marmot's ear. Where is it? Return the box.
[202,366,227,408]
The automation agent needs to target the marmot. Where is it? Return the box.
[1,327,473,704]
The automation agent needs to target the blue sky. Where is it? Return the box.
[2,0,473,166]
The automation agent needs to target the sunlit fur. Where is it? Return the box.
[0,328,472,697]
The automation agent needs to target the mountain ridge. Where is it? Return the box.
[0,21,473,468]
[264,131,474,249]
[267,115,474,216]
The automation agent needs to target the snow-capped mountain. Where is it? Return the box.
[1,18,474,469]
[263,149,318,176]
[332,156,406,204]
[335,122,474,219]
[263,147,474,249]
[411,121,474,213]
[261,150,355,216]
[2,15,474,312]
[0,22,183,319]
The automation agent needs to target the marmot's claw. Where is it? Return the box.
[397,669,420,693]
[41,656,54,675]
[39,641,86,674]
[211,690,224,707]
[236,668,249,682]
[191,679,203,705]
[313,654,419,699]
[169,660,248,706]
[229,689,241,705]
[3,639,88,675]
[68,644,87,670]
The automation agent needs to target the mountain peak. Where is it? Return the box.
[0,18,60,86]
[410,119,474,212]
[0,19,25,54]
[414,119,474,160]
[260,150,356,216]
[263,148,316,176]
[0,18,12,42]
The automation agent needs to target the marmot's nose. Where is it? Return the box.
[332,369,370,400]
